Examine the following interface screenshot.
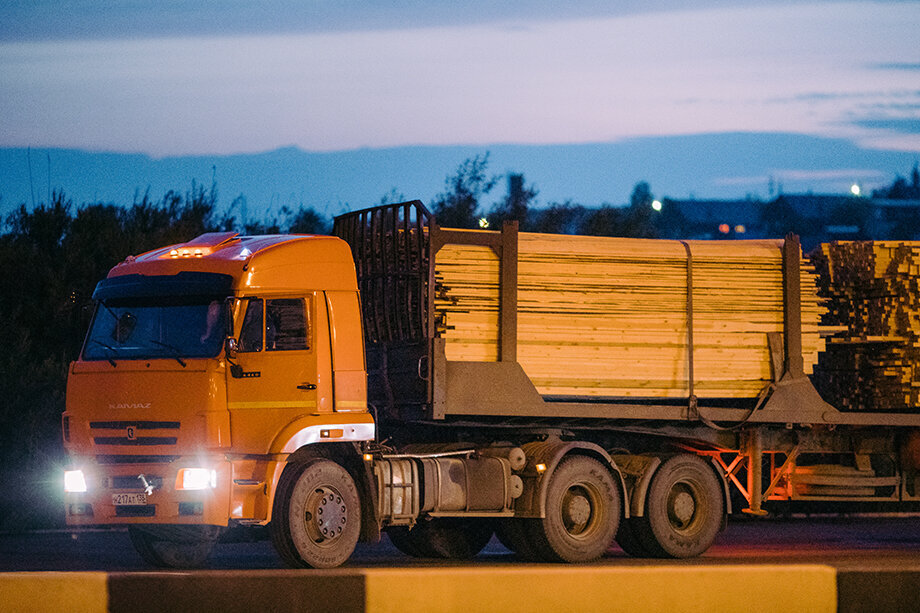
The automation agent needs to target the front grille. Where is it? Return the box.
[93,436,178,446]
[115,505,156,517]
[90,421,181,429]
[110,475,163,490]
[90,421,180,447]
[96,455,181,464]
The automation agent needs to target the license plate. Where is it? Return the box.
[112,492,147,506]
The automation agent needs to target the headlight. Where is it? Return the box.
[64,470,87,493]
[176,468,217,490]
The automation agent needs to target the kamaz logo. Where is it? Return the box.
[108,402,151,410]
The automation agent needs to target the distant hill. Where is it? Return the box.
[1,133,917,222]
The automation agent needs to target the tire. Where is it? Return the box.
[614,518,656,557]
[387,519,493,559]
[496,518,542,561]
[386,525,434,558]
[630,454,724,558]
[528,455,621,563]
[270,459,361,568]
[128,526,219,568]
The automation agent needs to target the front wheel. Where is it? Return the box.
[270,459,361,568]
[528,455,621,562]
[629,454,724,558]
[128,526,220,568]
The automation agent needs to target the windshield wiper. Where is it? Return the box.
[149,340,187,368]
[87,339,118,367]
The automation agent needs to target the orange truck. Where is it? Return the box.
[63,201,920,568]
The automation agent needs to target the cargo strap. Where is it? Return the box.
[681,240,774,431]
[680,241,698,416]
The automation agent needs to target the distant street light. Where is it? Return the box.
[850,184,861,196]
[651,200,662,211]
[478,217,490,228]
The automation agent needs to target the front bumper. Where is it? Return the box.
[64,454,233,527]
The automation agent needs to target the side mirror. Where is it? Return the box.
[225,337,239,359]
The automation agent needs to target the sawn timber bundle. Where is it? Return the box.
[434,232,827,399]
[812,241,920,411]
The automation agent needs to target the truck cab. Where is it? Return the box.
[63,232,376,566]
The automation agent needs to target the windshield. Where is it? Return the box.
[83,297,227,361]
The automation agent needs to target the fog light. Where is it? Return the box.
[179,501,204,516]
[176,468,217,490]
[68,503,93,516]
[64,470,87,493]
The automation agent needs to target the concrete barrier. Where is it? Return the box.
[0,572,108,613]
[1,565,839,613]
[362,565,836,613]
[837,569,920,613]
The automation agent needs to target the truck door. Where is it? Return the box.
[225,295,320,452]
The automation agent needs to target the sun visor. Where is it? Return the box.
[93,271,233,301]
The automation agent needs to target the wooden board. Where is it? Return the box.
[812,241,920,411]
[434,233,827,399]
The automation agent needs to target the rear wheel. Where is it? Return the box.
[614,518,655,557]
[528,456,621,562]
[629,454,724,558]
[128,526,220,568]
[270,459,361,568]
[495,519,540,561]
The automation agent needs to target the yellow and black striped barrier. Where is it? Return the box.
[1,565,916,612]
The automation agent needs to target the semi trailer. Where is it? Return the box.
[62,200,920,568]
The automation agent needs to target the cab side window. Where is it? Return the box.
[238,299,263,352]
[266,298,309,351]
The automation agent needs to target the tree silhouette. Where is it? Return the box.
[430,154,498,229]
[288,205,329,234]
[489,173,538,229]
[0,186,223,530]
[530,201,587,234]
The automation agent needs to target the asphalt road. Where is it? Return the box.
[2,515,920,572]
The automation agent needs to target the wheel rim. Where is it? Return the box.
[666,480,702,534]
[561,483,601,539]
[302,485,348,547]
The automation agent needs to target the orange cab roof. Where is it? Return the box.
[107,232,358,293]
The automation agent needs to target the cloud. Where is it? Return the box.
[713,168,887,187]
[0,1,706,42]
[868,62,920,71]
[768,90,920,105]
[3,2,919,155]
[0,0,907,42]
[852,118,920,135]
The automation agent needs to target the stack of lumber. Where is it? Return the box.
[434,232,827,398]
[811,241,920,411]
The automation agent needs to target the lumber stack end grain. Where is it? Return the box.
[812,241,920,411]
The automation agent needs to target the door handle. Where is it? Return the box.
[297,383,317,391]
